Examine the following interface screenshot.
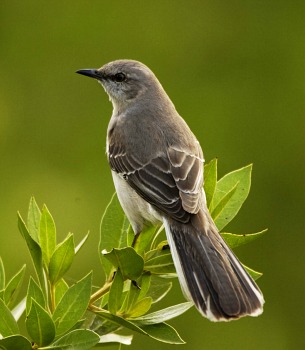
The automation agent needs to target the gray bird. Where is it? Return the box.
[76,59,264,321]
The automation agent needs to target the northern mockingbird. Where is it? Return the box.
[77,59,264,321]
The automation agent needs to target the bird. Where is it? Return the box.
[76,59,264,321]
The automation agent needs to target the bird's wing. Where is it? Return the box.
[167,145,204,213]
[108,141,204,223]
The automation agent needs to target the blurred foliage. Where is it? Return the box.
[0,1,304,349]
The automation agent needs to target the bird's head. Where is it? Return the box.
[76,59,162,107]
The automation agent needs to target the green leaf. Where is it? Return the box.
[26,277,46,314]
[102,247,144,280]
[4,264,26,307]
[149,225,166,251]
[121,281,141,315]
[25,299,55,347]
[54,279,69,307]
[132,302,193,325]
[210,164,252,231]
[11,297,26,321]
[147,277,172,303]
[84,311,121,336]
[243,264,263,281]
[211,182,238,223]
[137,273,151,301]
[133,225,160,257]
[96,312,185,344]
[95,311,149,336]
[140,322,185,344]
[0,256,5,292]
[52,272,92,336]
[0,335,32,350]
[50,329,100,350]
[204,158,218,209]
[221,229,268,249]
[0,298,19,336]
[127,224,136,247]
[127,297,153,318]
[99,333,133,345]
[144,251,175,275]
[75,231,90,254]
[39,205,57,267]
[99,193,130,278]
[18,213,45,293]
[108,269,124,315]
[49,233,75,285]
[27,196,41,243]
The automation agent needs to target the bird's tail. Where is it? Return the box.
[163,209,264,321]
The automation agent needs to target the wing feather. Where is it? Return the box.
[108,140,204,223]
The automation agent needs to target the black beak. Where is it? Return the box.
[76,69,101,79]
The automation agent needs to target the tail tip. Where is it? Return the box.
[199,295,264,322]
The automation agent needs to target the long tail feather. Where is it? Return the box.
[164,209,264,321]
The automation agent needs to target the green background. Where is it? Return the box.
[1,1,304,349]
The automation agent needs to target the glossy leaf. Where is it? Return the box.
[26,299,55,346]
[50,329,100,350]
[26,277,45,314]
[52,272,92,336]
[0,335,32,350]
[18,213,45,292]
[4,264,26,307]
[49,233,75,285]
[39,205,56,267]
[204,158,218,209]
[108,269,124,315]
[102,247,144,280]
[99,333,133,345]
[27,196,41,243]
[99,193,130,278]
[132,302,193,325]
[0,298,19,336]
[221,229,268,249]
[211,164,252,231]
[11,297,26,321]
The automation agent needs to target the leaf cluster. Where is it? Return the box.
[0,159,266,349]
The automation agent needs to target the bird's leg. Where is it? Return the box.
[131,231,141,247]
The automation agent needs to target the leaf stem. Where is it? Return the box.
[50,282,56,313]
[89,281,112,304]
[87,303,109,313]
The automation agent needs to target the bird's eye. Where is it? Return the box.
[113,73,126,82]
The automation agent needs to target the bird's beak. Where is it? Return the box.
[76,69,101,79]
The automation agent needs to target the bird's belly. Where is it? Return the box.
[111,171,162,234]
